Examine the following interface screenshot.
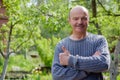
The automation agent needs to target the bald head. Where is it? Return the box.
[69,5,89,18]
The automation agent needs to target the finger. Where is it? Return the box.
[95,51,100,55]
[59,54,63,65]
[93,51,101,56]
[59,53,63,58]
[62,46,70,55]
[59,54,61,62]
[59,56,61,63]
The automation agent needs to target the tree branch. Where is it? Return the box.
[0,21,16,80]
[0,49,6,58]
[14,35,31,52]
[6,22,13,56]
[14,27,34,52]
[97,0,120,16]
[7,21,20,56]
[97,0,108,12]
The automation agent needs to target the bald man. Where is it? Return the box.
[51,5,111,80]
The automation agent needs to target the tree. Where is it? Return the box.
[0,0,41,79]
[0,0,120,79]
[0,0,66,79]
[110,37,120,80]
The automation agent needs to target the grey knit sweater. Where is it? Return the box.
[52,33,111,80]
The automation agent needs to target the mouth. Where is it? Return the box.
[76,25,84,28]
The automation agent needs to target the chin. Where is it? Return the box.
[76,30,86,33]
[76,31,83,33]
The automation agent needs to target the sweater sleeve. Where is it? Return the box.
[68,36,111,73]
[51,44,88,80]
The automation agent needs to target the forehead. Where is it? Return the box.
[69,6,88,18]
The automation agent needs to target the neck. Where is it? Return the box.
[70,32,88,40]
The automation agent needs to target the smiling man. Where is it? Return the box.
[51,5,111,80]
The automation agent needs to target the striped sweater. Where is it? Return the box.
[52,33,111,80]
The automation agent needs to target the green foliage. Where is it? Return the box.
[8,55,34,71]
[39,73,52,80]
[35,36,60,67]
[99,16,120,52]
[0,1,120,80]
[11,24,41,52]
[0,57,4,72]
[26,74,40,80]
[24,73,52,80]
[38,0,70,38]
[103,72,120,80]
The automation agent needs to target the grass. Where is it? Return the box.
[25,73,52,80]
[7,54,42,71]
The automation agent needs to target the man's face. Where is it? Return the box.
[69,9,89,33]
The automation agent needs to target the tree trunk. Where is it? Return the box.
[0,55,9,80]
[110,37,120,80]
[0,23,13,80]
[91,0,102,35]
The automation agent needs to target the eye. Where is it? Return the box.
[81,16,88,21]
[73,17,79,20]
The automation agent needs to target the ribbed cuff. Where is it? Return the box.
[68,55,77,68]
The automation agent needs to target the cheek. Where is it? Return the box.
[83,21,88,25]
[70,21,76,26]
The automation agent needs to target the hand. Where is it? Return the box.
[59,46,70,66]
[93,51,101,56]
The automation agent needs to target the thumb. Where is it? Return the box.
[62,46,70,55]
[62,46,67,52]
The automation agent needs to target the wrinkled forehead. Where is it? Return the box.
[69,6,89,18]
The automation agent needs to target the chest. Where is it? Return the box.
[65,41,97,57]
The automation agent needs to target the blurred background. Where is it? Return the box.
[0,0,120,80]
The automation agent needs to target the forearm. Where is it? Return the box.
[52,63,88,80]
[52,45,88,80]
[68,54,110,72]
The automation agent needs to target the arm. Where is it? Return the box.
[68,37,111,72]
[51,44,88,80]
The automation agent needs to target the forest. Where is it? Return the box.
[0,0,120,80]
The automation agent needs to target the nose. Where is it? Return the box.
[78,18,82,24]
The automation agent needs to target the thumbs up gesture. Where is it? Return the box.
[59,46,70,66]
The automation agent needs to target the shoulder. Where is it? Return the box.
[88,33,106,41]
[56,37,69,47]
[87,33,108,46]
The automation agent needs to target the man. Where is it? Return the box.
[51,5,111,80]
